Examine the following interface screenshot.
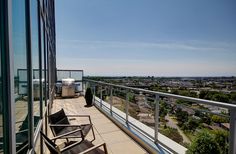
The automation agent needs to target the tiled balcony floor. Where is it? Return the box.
[50,97,147,154]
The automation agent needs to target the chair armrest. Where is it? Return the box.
[66,115,90,118]
[79,143,108,154]
[49,124,82,127]
[16,129,29,134]
[66,115,92,124]
[51,128,83,141]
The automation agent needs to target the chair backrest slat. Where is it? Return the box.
[48,109,70,135]
[48,109,69,124]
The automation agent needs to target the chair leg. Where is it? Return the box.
[103,143,108,154]
[91,126,96,142]
[81,131,85,141]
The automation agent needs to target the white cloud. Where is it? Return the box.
[57,39,236,52]
[56,39,236,76]
[57,57,236,76]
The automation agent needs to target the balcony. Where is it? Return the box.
[46,70,236,154]
[46,74,236,154]
[50,97,147,154]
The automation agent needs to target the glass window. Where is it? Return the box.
[39,0,43,8]
[12,0,28,153]
[31,0,40,129]
[41,17,46,111]
[0,31,4,153]
[43,23,49,106]
[45,34,49,105]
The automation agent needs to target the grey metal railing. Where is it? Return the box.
[85,79,236,154]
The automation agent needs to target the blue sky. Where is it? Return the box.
[56,0,236,76]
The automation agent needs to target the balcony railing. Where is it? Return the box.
[84,79,236,154]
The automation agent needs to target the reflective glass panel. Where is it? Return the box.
[0,28,4,153]
[41,17,46,110]
[31,0,40,128]
[12,0,28,153]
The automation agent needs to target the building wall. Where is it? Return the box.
[0,0,56,153]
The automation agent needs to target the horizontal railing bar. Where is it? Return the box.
[85,79,236,109]
[57,69,84,71]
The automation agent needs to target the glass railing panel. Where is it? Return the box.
[131,92,155,128]
[109,87,127,113]
[57,71,70,81]
[158,96,230,152]
[71,71,83,81]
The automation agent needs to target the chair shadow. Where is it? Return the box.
[84,104,93,108]
[68,140,106,154]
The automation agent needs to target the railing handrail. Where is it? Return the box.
[84,79,236,109]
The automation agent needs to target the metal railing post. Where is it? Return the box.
[229,108,236,154]
[154,95,160,143]
[100,86,103,108]
[110,86,113,115]
[126,89,129,123]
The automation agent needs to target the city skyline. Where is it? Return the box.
[56,0,236,76]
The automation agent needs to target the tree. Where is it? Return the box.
[175,108,188,126]
[194,110,204,117]
[182,117,200,132]
[199,90,208,99]
[161,127,183,144]
[127,93,135,102]
[205,91,218,100]
[202,115,212,125]
[176,99,192,106]
[187,131,221,154]
[211,115,229,123]
[212,93,230,103]
[212,130,229,154]
[194,111,212,124]
[189,91,197,98]
[202,91,230,103]
[230,92,236,102]
[172,89,179,95]
[159,100,168,117]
